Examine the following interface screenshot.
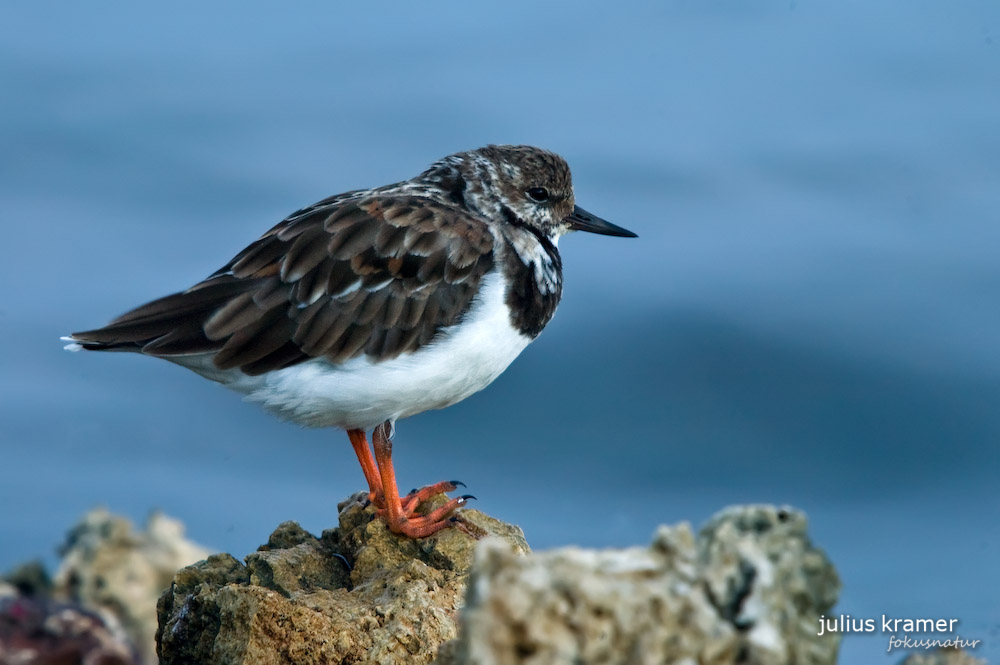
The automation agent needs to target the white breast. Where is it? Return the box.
[175,270,532,429]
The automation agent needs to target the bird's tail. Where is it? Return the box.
[62,275,261,355]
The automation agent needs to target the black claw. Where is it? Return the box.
[450,480,466,488]
[460,494,477,502]
[408,488,418,496]
[449,517,460,523]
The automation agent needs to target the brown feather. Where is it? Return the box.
[280,225,329,282]
[374,223,409,256]
[204,293,260,340]
[417,251,446,282]
[294,302,350,355]
[73,193,496,369]
[326,262,362,296]
[230,239,289,278]
[380,292,406,329]
[408,231,441,256]
[355,288,391,326]
[329,217,379,259]
[321,203,370,235]
[293,258,336,304]
[214,308,295,370]
[239,341,306,376]
[397,296,428,330]
[141,321,219,356]
[327,323,373,362]
[253,278,292,310]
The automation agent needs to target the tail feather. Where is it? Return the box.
[64,275,265,356]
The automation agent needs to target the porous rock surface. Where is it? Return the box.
[0,579,141,665]
[449,504,841,665]
[156,493,528,665]
[157,500,840,665]
[51,507,212,664]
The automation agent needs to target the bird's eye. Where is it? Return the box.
[526,187,550,203]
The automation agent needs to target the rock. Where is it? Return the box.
[898,648,987,665]
[52,508,212,665]
[450,504,840,665]
[156,500,839,665]
[0,581,140,665]
[156,492,529,665]
[698,505,841,664]
[2,559,51,597]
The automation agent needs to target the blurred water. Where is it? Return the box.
[2,2,998,662]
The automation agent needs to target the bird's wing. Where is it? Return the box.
[70,194,497,375]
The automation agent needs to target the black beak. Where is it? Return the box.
[566,205,637,238]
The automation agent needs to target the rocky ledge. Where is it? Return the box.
[1,509,210,665]
[156,493,528,665]
[156,497,843,665]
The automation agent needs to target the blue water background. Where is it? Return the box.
[2,2,998,662]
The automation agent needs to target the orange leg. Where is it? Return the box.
[368,421,472,538]
[348,429,384,506]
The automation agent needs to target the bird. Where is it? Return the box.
[64,144,637,538]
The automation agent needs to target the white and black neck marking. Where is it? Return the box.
[416,150,567,339]
[495,207,563,339]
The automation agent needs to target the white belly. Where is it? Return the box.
[173,271,532,429]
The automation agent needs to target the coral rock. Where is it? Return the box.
[52,508,212,664]
[155,500,841,665]
[0,581,140,665]
[156,493,528,665]
[450,505,841,665]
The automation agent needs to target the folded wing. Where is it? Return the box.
[70,195,496,375]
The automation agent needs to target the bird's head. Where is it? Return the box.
[426,144,637,240]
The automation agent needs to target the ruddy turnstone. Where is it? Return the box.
[65,145,636,538]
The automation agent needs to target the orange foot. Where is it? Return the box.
[347,425,474,538]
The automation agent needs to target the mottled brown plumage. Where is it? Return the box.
[72,196,496,375]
